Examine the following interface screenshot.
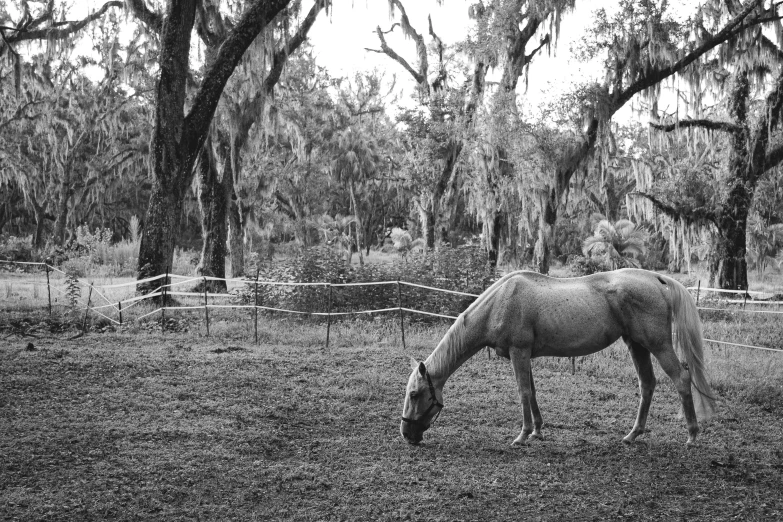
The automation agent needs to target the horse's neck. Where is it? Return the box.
[424,318,485,386]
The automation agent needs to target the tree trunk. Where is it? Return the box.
[196,143,228,292]
[717,72,752,290]
[424,208,436,250]
[53,166,71,245]
[535,195,558,275]
[716,182,751,290]
[349,180,364,267]
[535,228,550,275]
[488,211,504,268]
[228,191,244,278]
[30,196,47,248]
[137,182,186,292]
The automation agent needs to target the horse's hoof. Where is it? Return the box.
[530,433,544,441]
[622,437,634,445]
[511,435,530,446]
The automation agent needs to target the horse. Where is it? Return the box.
[400,268,716,446]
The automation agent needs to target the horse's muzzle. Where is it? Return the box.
[400,420,426,444]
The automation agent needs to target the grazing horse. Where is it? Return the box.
[400,269,716,446]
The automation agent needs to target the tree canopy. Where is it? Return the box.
[2,0,783,290]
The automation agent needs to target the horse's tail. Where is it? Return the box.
[666,276,716,422]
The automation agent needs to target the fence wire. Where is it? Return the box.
[1,261,780,353]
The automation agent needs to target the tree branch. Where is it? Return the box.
[649,118,743,134]
[182,0,292,169]
[752,68,783,176]
[0,97,48,131]
[629,191,719,228]
[5,1,124,44]
[552,0,769,209]
[369,25,426,87]
[125,0,164,34]
[615,0,767,109]
[525,34,550,63]
[232,0,327,150]
[763,142,783,170]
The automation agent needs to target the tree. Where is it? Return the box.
[530,0,777,276]
[329,122,384,267]
[127,0,299,290]
[0,1,140,244]
[370,0,484,250]
[191,0,328,289]
[600,0,783,289]
[0,56,151,247]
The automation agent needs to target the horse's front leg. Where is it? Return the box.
[509,346,536,445]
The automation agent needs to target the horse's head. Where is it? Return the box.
[400,358,443,445]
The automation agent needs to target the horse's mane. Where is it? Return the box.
[427,313,468,376]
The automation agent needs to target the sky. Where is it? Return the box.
[305,0,616,117]
[22,0,661,121]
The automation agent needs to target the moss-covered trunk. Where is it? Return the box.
[196,143,229,292]
[228,191,244,278]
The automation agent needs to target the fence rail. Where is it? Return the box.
[1,260,780,353]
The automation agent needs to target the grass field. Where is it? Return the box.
[1,314,782,521]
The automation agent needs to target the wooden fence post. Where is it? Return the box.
[162,267,169,334]
[696,280,701,307]
[203,277,210,336]
[44,264,52,316]
[326,284,333,349]
[254,268,260,344]
[397,280,406,350]
[118,300,123,326]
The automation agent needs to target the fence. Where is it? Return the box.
[1,260,782,353]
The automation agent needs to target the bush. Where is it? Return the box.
[0,235,34,262]
[233,245,495,321]
[567,255,612,276]
[61,256,91,278]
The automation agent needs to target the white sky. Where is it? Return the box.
[24,0,677,121]
[306,0,614,116]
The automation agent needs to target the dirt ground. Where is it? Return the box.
[1,324,782,521]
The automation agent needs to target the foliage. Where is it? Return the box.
[582,219,648,270]
[64,273,81,308]
[567,254,613,276]
[234,245,494,320]
[0,235,34,262]
[390,227,424,261]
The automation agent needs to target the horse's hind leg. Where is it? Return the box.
[651,344,699,444]
[529,367,544,440]
[623,341,656,444]
[509,347,536,445]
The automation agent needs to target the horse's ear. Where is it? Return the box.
[418,362,426,377]
[409,357,418,371]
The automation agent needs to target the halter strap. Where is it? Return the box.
[401,367,444,429]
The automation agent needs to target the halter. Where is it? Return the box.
[401,366,444,429]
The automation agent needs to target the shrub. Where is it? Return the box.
[582,219,649,270]
[567,255,612,276]
[61,256,91,278]
[64,273,81,307]
[0,235,34,262]
[233,245,495,321]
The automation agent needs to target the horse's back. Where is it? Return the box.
[490,269,673,357]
